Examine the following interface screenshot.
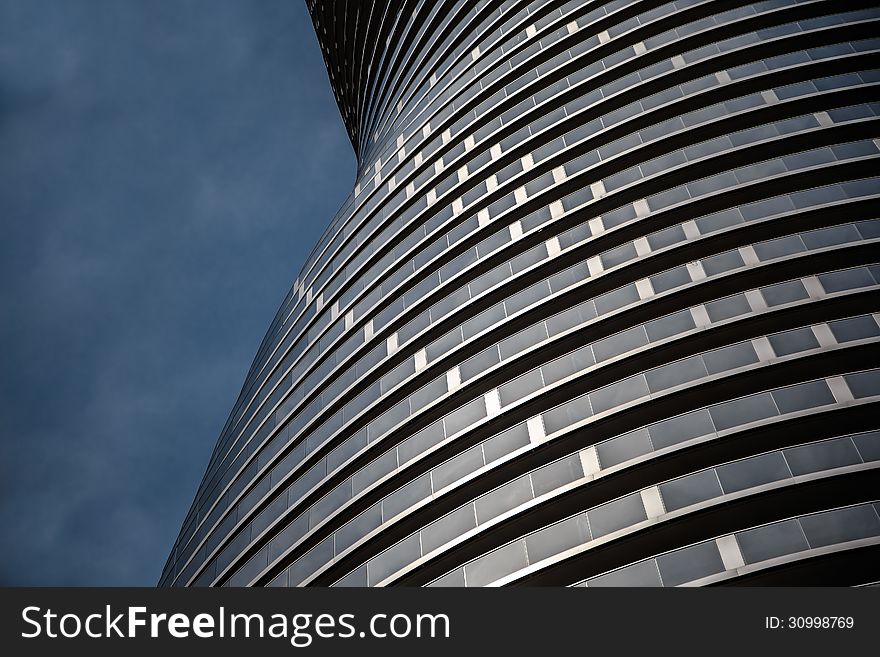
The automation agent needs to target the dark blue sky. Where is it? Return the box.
[0,0,355,585]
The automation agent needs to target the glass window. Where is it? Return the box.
[557,223,591,250]
[310,479,352,527]
[495,159,523,185]
[696,207,743,234]
[648,409,715,449]
[716,451,791,493]
[768,327,819,356]
[753,234,805,260]
[601,242,638,269]
[521,205,553,232]
[525,514,590,564]
[601,203,637,228]
[546,301,597,336]
[799,505,880,548]
[464,540,528,586]
[334,565,367,587]
[335,503,382,553]
[398,420,445,465]
[462,300,507,337]
[855,219,880,239]
[588,493,647,539]
[251,494,288,538]
[802,223,862,249]
[429,568,465,587]
[269,513,308,562]
[709,392,778,431]
[597,428,653,469]
[489,233,534,270]
[562,187,593,212]
[736,519,809,564]
[483,423,531,463]
[705,294,751,322]
[499,368,545,406]
[542,345,595,385]
[595,284,640,315]
[783,438,862,476]
[592,326,648,362]
[641,150,687,178]
[432,445,485,490]
[828,316,880,343]
[761,280,809,307]
[543,395,592,435]
[352,449,398,496]
[704,342,759,375]
[382,473,432,521]
[740,195,794,221]
[505,281,551,315]
[735,159,789,185]
[548,262,590,293]
[645,356,708,393]
[460,345,501,382]
[818,267,875,293]
[525,171,555,197]
[648,186,690,211]
[410,376,449,412]
[426,327,463,363]
[844,370,880,398]
[530,454,584,497]
[590,376,649,415]
[444,396,487,436]
[477,230,510,259]
[648,224,685,251]
[771,380,835,414]
[656,541,725,586]
[421,504,477,554]
[589,559,662,587]
[499,322,548,360]
[289,536,333,586]
[851,430,880,462]
[645,309,696,342]
[660,469,723,512]
[431,287,472,323]
[327,428,368,471]
[702,250,745,276]
[368,533,421,585]
[475,476,534,524]
[650,265,691,293]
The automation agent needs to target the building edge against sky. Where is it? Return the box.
[160,0,880,587]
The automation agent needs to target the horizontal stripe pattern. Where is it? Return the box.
[160,0,880,587]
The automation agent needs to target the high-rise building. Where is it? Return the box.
[161,1,880,587]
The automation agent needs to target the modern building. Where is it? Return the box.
[160,0,880,587]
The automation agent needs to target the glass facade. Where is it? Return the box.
[160,0,880,587]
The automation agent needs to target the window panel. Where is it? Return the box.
[656,541,725,586]
[716,452,791,493]
[710,393,778,431]
[589,559,662,587]
[421,504,477,554]
[799,505,880,548]
[525,515,590,564]
[475,476,534,524]
[783,438,862,476]
[464,540,528,586]
[660,469,723,513]
[736,519,809,564]
[588,493,647,539]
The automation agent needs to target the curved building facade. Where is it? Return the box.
[160,0,880,587]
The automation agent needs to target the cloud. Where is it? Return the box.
[0,0,354,584]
